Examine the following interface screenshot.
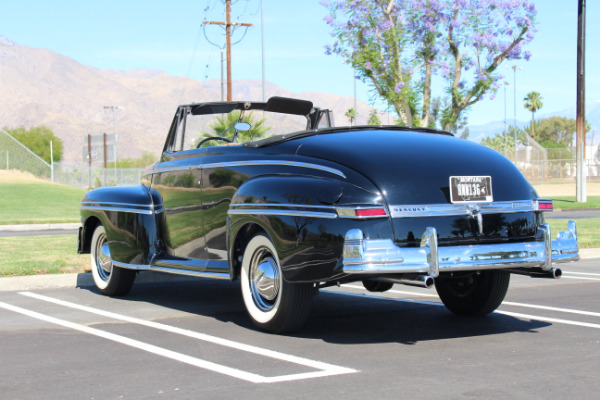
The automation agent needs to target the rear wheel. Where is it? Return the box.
[434,270,510,316]
[240,234,313,333]
[90,225,135,296]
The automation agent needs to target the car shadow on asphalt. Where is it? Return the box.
[80,277,550,346]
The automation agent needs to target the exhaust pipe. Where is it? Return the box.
[397,274,435,288]
[506,267,562,279]
[371,274,435,288]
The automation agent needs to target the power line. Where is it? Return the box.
[203,0,253,101]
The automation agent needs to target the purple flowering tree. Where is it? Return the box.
[322,0,537,131]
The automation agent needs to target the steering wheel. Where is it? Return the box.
[196,136,232,148]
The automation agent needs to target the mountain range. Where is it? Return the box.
[1,35,598,165]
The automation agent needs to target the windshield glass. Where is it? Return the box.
[171,109,310,151]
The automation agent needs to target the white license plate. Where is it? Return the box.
[450,176,493,203]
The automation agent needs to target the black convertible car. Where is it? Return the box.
[78,96,579,333]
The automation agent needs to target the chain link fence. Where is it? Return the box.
[0,128,51,178]
[493,136,599,184]
[1,128,143,188]
[53,163,144,189]
[3,125,599,188]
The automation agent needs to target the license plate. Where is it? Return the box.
[450,176,493,203]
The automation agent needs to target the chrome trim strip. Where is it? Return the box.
[149,161,346,179]
[342,221,579,277]
[148,266,230,280]
[81,206,154,215]
[228,209,338,219]
[389,200,544,218]
[112,261,151,270]
[230,203,336,210]
[202,160,346,178]
[81,201,153,208]
[148,165,196,174]
[81,201,164,216]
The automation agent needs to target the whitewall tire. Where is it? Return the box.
[240,234,313,333]
[90,225,135,296]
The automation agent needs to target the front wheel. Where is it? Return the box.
[434,270,510,316]
[90,225,136,296]
[240,234,313,333]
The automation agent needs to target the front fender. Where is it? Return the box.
[80,185,163,267]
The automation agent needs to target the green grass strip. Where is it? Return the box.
[0,182,84,224]
[546,218,600,249]
[549,196,600,210]
[0,235,89,277]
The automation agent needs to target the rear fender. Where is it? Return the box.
[227,176,394,283]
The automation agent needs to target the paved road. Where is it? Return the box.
[545,209,600,219]
[1,259,599,399]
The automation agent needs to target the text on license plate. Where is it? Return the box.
[449,176,493,203]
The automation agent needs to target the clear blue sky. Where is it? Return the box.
[0,0,598,126]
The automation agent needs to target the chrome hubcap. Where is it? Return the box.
[95,234,112,281]
[249,247,280,311]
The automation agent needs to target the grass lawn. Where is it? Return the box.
[0,172,84,224]
[0,235,89,277]
[549,196,600,210]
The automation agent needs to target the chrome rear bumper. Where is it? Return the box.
[342,221,579,281]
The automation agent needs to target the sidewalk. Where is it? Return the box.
[0,223,79,232]
[0,271,190,291]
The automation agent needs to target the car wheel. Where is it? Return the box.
[240,234,313,333]
[434,270,510,316]
[362,280,394,292]
[90,224,136,296]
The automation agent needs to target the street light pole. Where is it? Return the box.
[576,0,587,202]
[511,65,522,163]
[104,105,120,179]
[261,0,266,102]
[504,81,509,155]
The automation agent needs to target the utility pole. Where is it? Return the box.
[204,0,252,101]
[576,0,587,203]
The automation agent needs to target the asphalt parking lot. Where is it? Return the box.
[1,259,599,399]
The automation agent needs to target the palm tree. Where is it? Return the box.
[193,111,270,148]
[345,108,356,125]
[367,109,381,125]
[523,91,543,138]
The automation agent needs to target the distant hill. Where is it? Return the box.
[0,36,383,164]
[2,35,597,164]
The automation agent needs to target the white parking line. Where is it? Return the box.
[327,289,600,330]
[561,271,600,281]
[497,310,600,330]
[5,292,357,383]
[502,301,600,318]
[564,272,600,277]
[0,301,267,383]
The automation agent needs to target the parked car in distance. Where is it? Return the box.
[78,96,579,333]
